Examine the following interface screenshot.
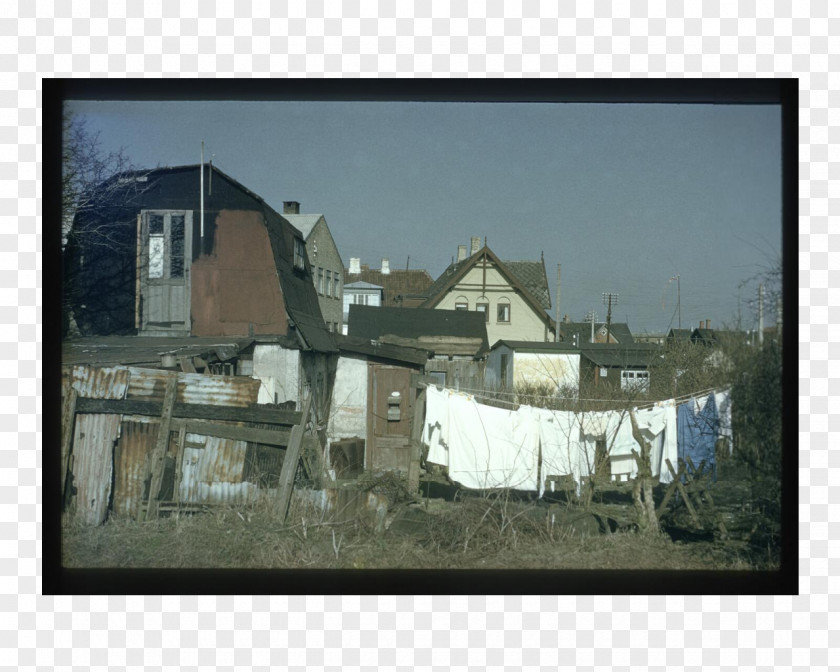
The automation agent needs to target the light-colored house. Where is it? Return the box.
[421,240,555,346]
[282,202,344,334]
[344,257,434,309]
[485,340,581,395]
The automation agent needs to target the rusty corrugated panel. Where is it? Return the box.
[67,365,131,400]
[125,367,260,407]
[71,413,121,526]
[178,433,253,505]
[113,418,158,519]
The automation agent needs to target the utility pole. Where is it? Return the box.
[585,311,598,344]
[555,264,561,342]
[758,283,765,346]
[670,274,681,330]
[602,292,619,343]
[776,295,782,336]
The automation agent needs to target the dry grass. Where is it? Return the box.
[61,489,764,571]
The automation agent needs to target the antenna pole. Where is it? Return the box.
[555,264,561,342]
[602,292,619,343]
[200,141,205,243]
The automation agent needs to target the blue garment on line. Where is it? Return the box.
[677,393,719,482]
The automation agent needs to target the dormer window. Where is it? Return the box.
[294,238,306,270]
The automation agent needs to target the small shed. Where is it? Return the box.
[485,340,581,395]
[578,343,661,395]
[327,335,429,488]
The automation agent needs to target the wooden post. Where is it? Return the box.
[173,425,186,504]
[407,387,426,495]
[275,395,312,523]
[664,458,701,528]
[145,376,178,520]
[60,387,77,504]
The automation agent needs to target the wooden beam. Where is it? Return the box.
[663,458,701,528]
[60,387,77,503]
[145,377,177,520]
[75,396,301,427]
[172,419,291,447]
[275,395,312,522]
[173,425,186,504]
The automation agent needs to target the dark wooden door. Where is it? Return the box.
[367,364,413,472]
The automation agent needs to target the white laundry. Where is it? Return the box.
[532,408,588,496]
[715,388,733,455]
[423,384,450,467]
[445,394,540,491]
[652,399,679,484]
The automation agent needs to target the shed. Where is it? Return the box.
[485,340,581,396]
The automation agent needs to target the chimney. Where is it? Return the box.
[381,258,390,275]
[283,201,300,215]
[700,320,704,329]
[705,319,711,329]
[457,245,467,262]
[563,314,570,323]
[349,257,361,274]
[470,236,481,255]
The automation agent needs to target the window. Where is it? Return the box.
[334,275,341,299]
[294,238,306,270]
[621,370,650,393]
[476,302,489,322]
[325,271,333,298]
[145,211,186,280]
[327,321,334,332]
[455,302,468,311]
[428,371,446,387]
[317,268,324,295]
[497,302,511,323]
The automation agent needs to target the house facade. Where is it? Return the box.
[342,280,384,333]
[281,203,344,334]
[420,241,555,347]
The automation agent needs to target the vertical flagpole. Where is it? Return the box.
[200,141,205,243]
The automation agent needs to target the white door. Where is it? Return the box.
[139,210,192,334]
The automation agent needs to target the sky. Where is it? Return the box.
[66,99,782,335]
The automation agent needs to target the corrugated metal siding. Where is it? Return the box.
[71,413,121,525]
[179,434,253,504]
[125,367,260,406]
[67,365,130,400]
[113,419,158,518]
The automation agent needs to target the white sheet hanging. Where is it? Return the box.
[445,394,540,491]
[423,384,451,467]
[532,407,590,496]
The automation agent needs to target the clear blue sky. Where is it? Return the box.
[67,99,782,334]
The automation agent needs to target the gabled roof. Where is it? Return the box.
[281,213,323,240]
[344,280,384,291]
[334,334,430,367]
[578,343,660,368]
[666,328,693,340]
[691,328,717,344]
[343,267,434,307]
[347,304,490,356]
[421,246,553,327]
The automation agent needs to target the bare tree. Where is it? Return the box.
[62,110,152,335]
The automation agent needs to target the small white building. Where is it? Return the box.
[485,340,581,396]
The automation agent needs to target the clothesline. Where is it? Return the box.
[434,383,721,410]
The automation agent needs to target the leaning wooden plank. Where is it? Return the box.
[173,419,292,447]
[76,397,301,427]
[60,387,77,503]
[664,458,702,528]
[173,425,186,504]
[145,377,177,520]
[275,395,312,523]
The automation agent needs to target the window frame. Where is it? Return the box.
[497,301,511,323]
[476,302,489,322]
[293,237,307,271]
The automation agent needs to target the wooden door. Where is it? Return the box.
[367,364,413,472]
[139,210,192,334]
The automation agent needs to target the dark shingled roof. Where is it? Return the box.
[503,260,551,310]
[347,304,490,355]
[343,267,434,307]
[578,343,660,368]
[491,340,580,353]
[334,334,430,367]
[667,328,693,341]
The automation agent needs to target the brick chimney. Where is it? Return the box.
[381,258,390,275]
[283,201,300,215]
[349,257,361,274]
[706,319,711,329]
[470,236,481,255]
[457,245,467,262]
